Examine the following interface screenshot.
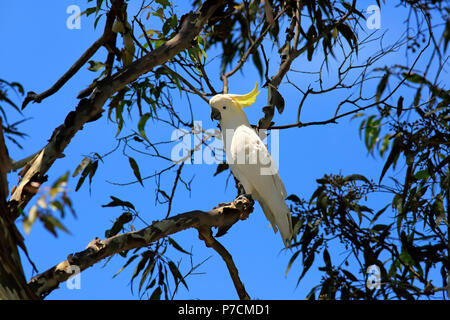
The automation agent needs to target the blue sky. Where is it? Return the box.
[0,1,444,299]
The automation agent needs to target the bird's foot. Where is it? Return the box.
[236,193,254,206]
[234,194,254,220]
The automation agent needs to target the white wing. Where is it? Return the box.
[228,125,293,245]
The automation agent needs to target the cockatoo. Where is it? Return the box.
[209,83,293,246]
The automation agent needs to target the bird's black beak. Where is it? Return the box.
[210,108,221,121]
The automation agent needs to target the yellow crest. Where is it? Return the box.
[230,83,260,108]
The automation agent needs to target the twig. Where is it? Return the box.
[163,66,209,103]
[197,227,250,300]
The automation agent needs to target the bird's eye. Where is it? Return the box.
[222,106,227,110]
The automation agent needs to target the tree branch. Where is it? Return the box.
[0,117,38,300]
[197,227,250,300]
[28,196,253,299]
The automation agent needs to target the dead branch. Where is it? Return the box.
[28,196,253,299]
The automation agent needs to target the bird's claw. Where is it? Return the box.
[236,193,254,205]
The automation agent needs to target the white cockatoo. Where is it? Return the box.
[209,83,293,246]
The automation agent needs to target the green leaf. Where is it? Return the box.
[285,250,301,276]
[323,248,331,270]
[371,224,391,232]
[145,278,157,291]
[396,96,404,117]
[337,23,357,53]
[75,160,94,191]
[162,18,173,35]
[351,112,364,120]
[168,237,191,255]
[414,169,429,180]
[342,269,358,282]
[380,134,391,158]
[168,261,188,290]
[40,214,70,237]
[297,251,315,285]
[370,204,390,224]
[128,157,144,187]
[286,194,301,203]
[310,186,325,203]
[376,72,390,102]
[149,286,162,300]
[157,263,165,286]
[131,252,152,289]
[96,0,103,12]
[252,51,264,80]
[115,101,125,137]
[139,258,156,292]
[379,136,401,183]
[94,14,104,29]
[82,7,97,17]
[269,87,285,114]
[50,200,64,217]
[343,174,371,184]
[87,60,105,72]
[364,115,381,153]
[152,7,165,21]
[51,171,69,191]
[399,250,415,266]
[88,160,98,186]
[402,72,428,85]
[102,196,135,211]
[113,254,139,278]
[306,25,317,61]
[413,88,422,107]
[155,0,170,7]
[138,113,151,143]
[293,217,304,236]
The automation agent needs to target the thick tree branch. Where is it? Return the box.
[28,196,253,299]
[8,0,225,220]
